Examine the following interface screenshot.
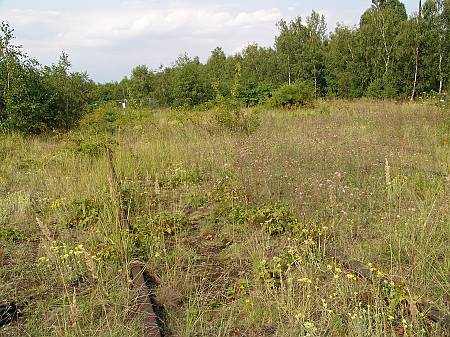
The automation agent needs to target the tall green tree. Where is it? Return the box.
[422,0,450,93]
[169,55,213,107]
[128,65,154,101]
[276,11,327,95]
[326,26,364,97]
[360,0,408,97]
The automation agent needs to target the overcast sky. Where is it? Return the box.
[1,0,420,82]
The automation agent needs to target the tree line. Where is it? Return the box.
[1,0,449,133]
[99,0,449,108]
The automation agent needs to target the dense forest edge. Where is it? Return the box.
[1,0,450,133]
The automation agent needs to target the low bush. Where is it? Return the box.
[271,81,314,108]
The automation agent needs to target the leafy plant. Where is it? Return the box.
[256,250,301,288]
[253,204,299,235]
[214,104,260,135]
[238,82,272,107]
[65,199,101,229]
[271,81,314,108]
[162,164,203,189]
[130,213,190,258]
[0,227,27,243]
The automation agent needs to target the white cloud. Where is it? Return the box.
[2,4,283,81]
[4,6,282,47]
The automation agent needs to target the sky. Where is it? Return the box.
[1,0,420,82]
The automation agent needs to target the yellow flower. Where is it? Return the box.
[346,273,357,281]
[388,315,394,321]
[303,322,315,329]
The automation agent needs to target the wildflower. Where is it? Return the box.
[295,312,305,320]
[303,322,315,329]
[388,315,394,321]
[346,273,357,281]
[299,277,312,284]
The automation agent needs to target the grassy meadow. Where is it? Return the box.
[0,100,449,336]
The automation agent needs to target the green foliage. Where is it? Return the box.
[67,133,109,158]
[65,199,101,229]
[2,0,450,133]
[271,82,314,108]
[89,1,450,107]
[214,105,261,134]
[238,82,272,106]
[67,107,119,157]
[0,23,95,133]
[169,55,213,107]
[130,213,190,258]
[256,250,302,288]
[254,204,299,235]
[366,75,398,98]
[0,226,27,242]
[162,163,203,189]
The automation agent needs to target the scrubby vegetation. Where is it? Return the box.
[0,100,448,336]
[2,1,450,133]
[1,0,449,336]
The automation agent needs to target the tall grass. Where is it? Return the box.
[0,100,448,336]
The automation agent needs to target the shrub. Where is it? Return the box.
[271,81,314,108]
[215,108,260,135]
[65,199,101,229]
[253,204,299,235]
[366,75,397,99]
[214,98,260,134]
[238,82,272,107]
[0,227,27,243]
